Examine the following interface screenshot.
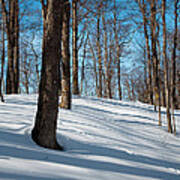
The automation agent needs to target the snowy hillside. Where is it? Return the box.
[0,95,180,180]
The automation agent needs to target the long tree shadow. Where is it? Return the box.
[0,130,180,180]
[0,171,74,180]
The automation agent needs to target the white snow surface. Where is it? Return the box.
[0,94,180,180]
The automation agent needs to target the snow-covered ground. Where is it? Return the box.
[0,94,180,180]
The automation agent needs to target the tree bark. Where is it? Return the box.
[88,37,98,95]
[113,0,122,100]
[80,34,88,95]
[0,17,5,102]
[0,0,19,94]
[14,0,19,93]
[162,0,172,133]
[32,0,63,150]
[102,14,112,99]
[150,0,159,112]
[171,0,178,134]
[60,0,71,109]
[139,0,153,104]
[97,13,102,98]
[72,0,79,95]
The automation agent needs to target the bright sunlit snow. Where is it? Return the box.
[0,94,180,180]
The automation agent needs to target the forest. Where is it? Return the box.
[0,0,179,149]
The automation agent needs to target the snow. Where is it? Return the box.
[0,94,180,180]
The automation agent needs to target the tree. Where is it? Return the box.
[137,0,153,105]
[60,0,71,109]
[113,0,122,100]
[72,0,79,95]
[0,0,19,94]
[162,0,172,133]
[0,15,5,102]
[170,0,179,134]
[32,0,63,150]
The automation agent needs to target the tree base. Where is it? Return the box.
[31,129,63,151]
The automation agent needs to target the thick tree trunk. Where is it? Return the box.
[72,0,79,95]
[32,0,63,150]
[162,0,172,133]
[60,0,71,109]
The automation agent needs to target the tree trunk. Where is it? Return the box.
[162,0,172,133]
[102,14,111,98]
[80,35,88,95]
[0,0,19,94]
[14,0,19,93]
[171,0,178,134]
[156,21,162,126]
[32,0,63,150]
[150,0,159,112]
[97,13,102,98]
[60,0,71,109]
[113,0,122,100]
[72,0,79,95]
[88,37,98,95]
[0,18,5,102]
[140,0,153,104]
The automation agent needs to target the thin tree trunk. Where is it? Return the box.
[88,37,98,95]
[171,0,178,135]
[107,46,113,99]
[60,0,71,109]
[72,0,79,95]
[102,14,111,98]
[140,0,153,104]
[14,0,19,93]
[0,18,5,102]
[162,0,172,133]
[97,13,102,98]
[150,0,159,113]
[113,0,122,100]
[32,0,63,150]
[156,22,162,126]
[80,34,88,95]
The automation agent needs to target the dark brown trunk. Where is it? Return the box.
[14,0,19,93]
[72,0,79,95]
[60,0,71,109]
[171,0,178,134]
[32,0,63,150]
